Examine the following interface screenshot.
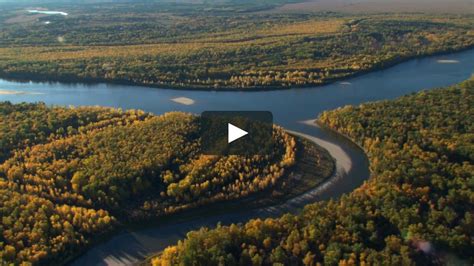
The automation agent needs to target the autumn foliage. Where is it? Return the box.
[151,78,474,265]
[1,10,473,89]
[0,104,296,264]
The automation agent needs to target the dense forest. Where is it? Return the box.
[0,103,310,264]
[0,102,151,162]
[0,1,473,89]
[151,78,474,265]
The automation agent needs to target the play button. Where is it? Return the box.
[201,111,273,156]
[228,123,248,143]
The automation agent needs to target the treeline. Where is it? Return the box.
[0,104,297,264]
[151,78,474,265]
[1,10,473,89]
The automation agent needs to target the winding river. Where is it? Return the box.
[1,49,473,265]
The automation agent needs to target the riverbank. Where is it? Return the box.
[1,45,473,92]
[121,135,336,230]
[303,119,374,173]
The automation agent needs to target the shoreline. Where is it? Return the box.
[1,45,473,93]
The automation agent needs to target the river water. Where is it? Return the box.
[1,49,473,265]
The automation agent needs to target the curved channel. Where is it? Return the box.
[1,49,473,265]
[72,126,368,266]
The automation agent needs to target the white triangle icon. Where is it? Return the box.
[228,123,248,144]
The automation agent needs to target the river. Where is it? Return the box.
[1,49,473,265]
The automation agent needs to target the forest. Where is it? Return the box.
[150,78,474,265]
[0,103,332,264]
[0,1,473,89]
